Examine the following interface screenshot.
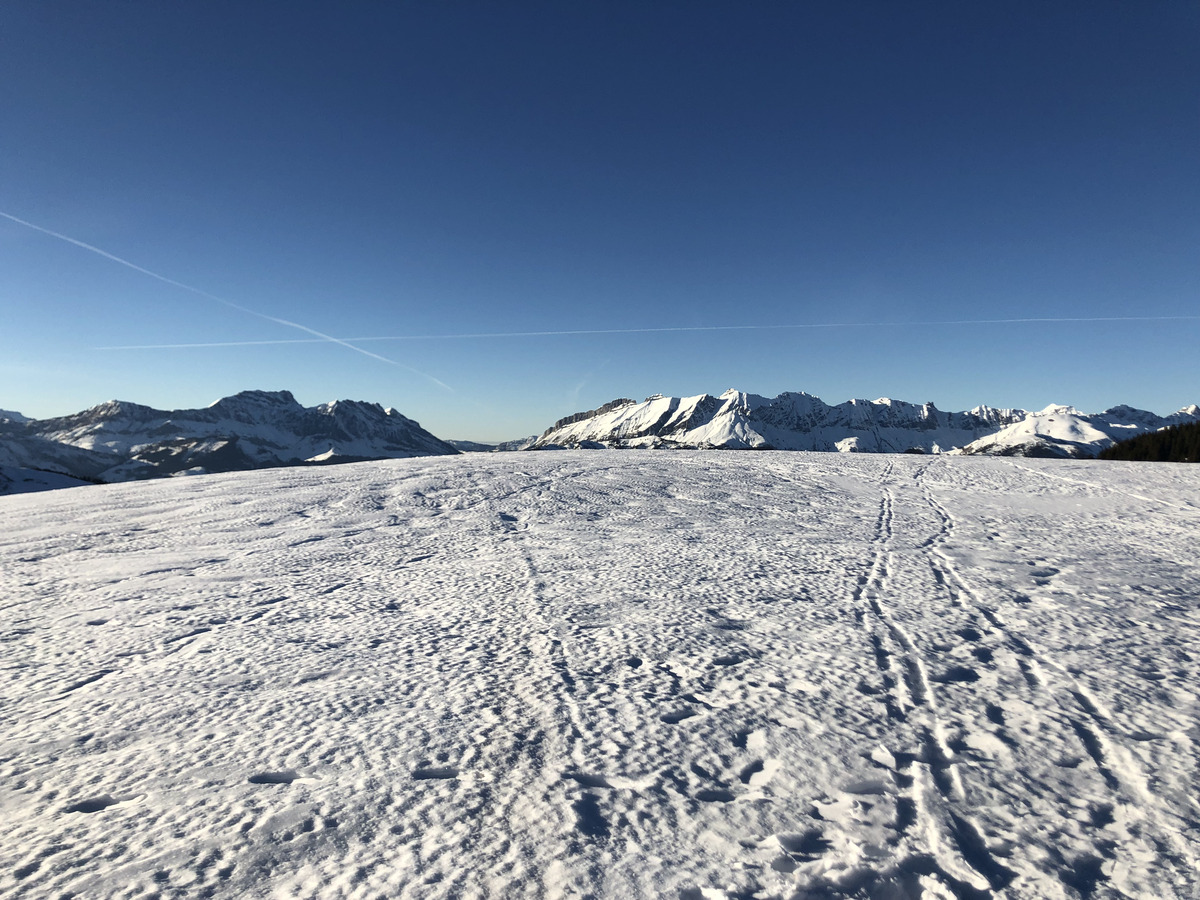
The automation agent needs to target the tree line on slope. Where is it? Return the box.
[1098,421,1200,463]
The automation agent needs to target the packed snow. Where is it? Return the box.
[2,452,1198,899]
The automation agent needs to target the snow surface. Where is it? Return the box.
[2,453,1199,899]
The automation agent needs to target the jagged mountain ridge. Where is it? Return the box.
[0,419,119,480]
[531,389,1028,453]
[531,389,1200,456]
[5,389,457,487]
[960,404,1200,458]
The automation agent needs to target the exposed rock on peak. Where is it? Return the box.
[530,390,1030,453]
[960,404,1200,458]
[2,390,458,490]
[530,389,1199,457]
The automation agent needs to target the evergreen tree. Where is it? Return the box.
[1099,421,1200,462]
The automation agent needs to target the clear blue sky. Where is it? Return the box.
[2,2,1197,441]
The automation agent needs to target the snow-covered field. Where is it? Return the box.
[2,453,1198,899]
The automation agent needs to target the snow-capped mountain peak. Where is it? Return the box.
[532,389,1032,453]
[1035,403,1079,416]
[4,390,458,489]
[207,388,301,410]
[531,389,1200,458]
[960,402,1200,458]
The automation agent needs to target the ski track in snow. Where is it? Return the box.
[1,452,1198,899]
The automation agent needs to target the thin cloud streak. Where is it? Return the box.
[0,209,453,392]
[93,314,1200,351]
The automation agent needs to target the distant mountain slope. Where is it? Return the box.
[531,389,1029,453]
[960,404,1200,458]
[447,440,497,453]
[494,435,539,452]
[2,390,458,488]
[1098,419,1200,462]
[0,465,96,496]
[0,419,121,479]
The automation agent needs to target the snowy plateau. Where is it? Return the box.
[3,451,1199,899]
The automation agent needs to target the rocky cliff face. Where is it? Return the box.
[530,389,1030,453]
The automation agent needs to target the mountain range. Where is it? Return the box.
[3,388,1197,495]
[0,390,456,493]
[530,390,1200,458]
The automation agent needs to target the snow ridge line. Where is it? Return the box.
[917,464,1199,892]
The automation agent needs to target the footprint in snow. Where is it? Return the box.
[571,793,610,838]
[64,794,129,814]
[694,788,736,803]
[931,665,980,684]
[660,709,697,724]
[777,829,832,860]
[248,770,301,785]
[413,767,459,781]
[1027,564,1060,584]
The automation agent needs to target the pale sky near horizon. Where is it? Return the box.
[3,2,1198,441]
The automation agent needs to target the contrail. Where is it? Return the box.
[93,314,1200,351]
[0,209,453,391]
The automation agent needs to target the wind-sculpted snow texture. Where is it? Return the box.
[2,454,1198,899]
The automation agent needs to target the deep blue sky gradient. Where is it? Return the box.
[3,2,1198,440]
